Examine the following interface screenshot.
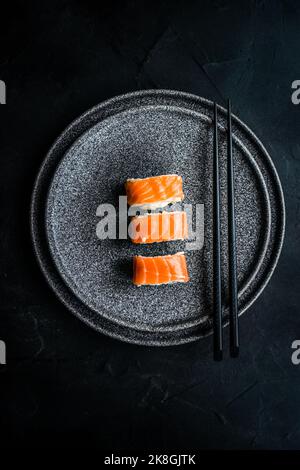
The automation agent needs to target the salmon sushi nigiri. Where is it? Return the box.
[133,252,189,286]
[129,211,188,244]
[125,174,184,209]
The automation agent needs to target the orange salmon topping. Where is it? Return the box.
[125,175,184,208]
[133,252,189,286]
[129,211,188,244]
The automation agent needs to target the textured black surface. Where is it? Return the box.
[1,0,300,450]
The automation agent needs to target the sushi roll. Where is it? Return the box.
[133,252,189,286]
[129,211,188,244]
[125,174,184,209]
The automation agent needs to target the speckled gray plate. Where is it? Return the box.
[31,90,285,346]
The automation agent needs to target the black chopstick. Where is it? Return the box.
[213,102,223,361]
[227,99,239,357]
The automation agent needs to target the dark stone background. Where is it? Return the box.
[1,0,300,451]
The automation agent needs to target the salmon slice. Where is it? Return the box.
[133,252,189,286]
[129,211,188,244]
[125,174,184,209]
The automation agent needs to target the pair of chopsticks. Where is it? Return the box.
[213,100,239,360]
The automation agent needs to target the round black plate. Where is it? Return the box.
[31,90,285,346]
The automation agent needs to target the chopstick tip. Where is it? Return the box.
[214,349,223,361]
[230,345,239,358]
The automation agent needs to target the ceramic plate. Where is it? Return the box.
[31,90,285,345]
